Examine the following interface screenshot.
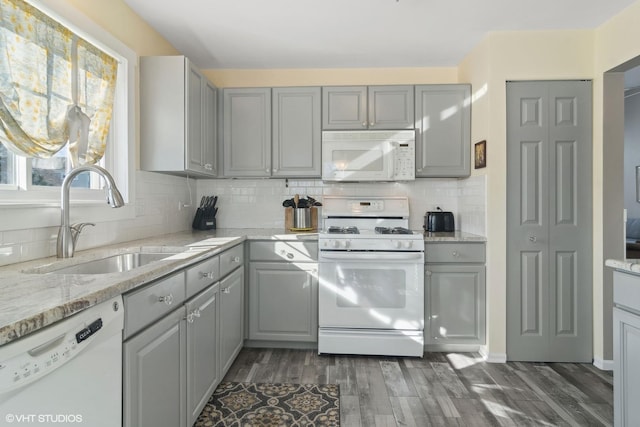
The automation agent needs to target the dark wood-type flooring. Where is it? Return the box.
[222,348,613,427]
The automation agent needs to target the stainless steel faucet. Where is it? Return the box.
[57,165,125,258]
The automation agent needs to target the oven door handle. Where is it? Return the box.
[320,252,424,261]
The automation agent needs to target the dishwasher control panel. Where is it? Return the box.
[0,296,123,394]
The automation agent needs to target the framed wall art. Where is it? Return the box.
[474,140,486,169]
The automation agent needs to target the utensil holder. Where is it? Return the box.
[284,207,318,231]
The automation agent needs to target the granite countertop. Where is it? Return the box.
[0,228,317,347]
[605,258,640,274]
[0,227,484,347]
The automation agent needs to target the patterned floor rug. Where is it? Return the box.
[194,382,340,427]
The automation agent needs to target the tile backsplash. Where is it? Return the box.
[0,172,486,267]
[197,175,486,234]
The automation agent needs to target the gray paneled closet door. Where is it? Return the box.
[506,80,592,362]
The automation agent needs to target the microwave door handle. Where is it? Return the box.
[387,142,396,180]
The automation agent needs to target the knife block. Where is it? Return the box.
[284,207,318,231]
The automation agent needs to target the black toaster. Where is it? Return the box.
[424,208,455,232]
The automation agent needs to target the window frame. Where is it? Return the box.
[0,0,135,230]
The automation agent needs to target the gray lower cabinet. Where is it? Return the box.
[220,267,244,375]
[613,270,640,427]
[124,245,245,427]
[185,284,219,426]
[322,85,414,130]
[248,240,319,343]
[123,306,187,427]
[425,242,486,348]
[415,85,471,177]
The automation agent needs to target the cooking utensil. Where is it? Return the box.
[294,194,299,208]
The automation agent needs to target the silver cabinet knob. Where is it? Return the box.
[158,294,174,306]
[369,122,375,127]
[222,287,231,294]
[265,168,270,173]
[529,236,537,242]
[273,168,278,173]
[452,250,460,257]
[362,122,367,127]
[199,271,215,279]
[231,256,240,263]
[204,164,213,170]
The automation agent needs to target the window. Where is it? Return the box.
[0,0,133,203]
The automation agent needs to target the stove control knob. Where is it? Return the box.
[393,240,402,249]
[331,240,340,248]
[343,240,351,248]
[403,241,413,249]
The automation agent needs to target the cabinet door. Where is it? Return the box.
[220,268,244,376]
[123,307,186,427]
[186,285,219,426]
[425,264,485,346]
[272,87,321,177]
[415,85,471,177]
[322,86,367,130]
[186,63,204,174]
[223,88,271,177]
[202,81,217,175]
[368,85,414,129]
[614,307,640,427]
[249,262,318,342]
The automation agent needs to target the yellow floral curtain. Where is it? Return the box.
[0,0,117,166]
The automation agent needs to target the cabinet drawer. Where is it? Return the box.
[250,241,318,262]
[220,244,244,277]
[124,272,186,338]
[614,270,640,313]
[426,242,485,263]
[186,255,220,299]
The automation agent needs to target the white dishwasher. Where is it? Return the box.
[0,295,124,427]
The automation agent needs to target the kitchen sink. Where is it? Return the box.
[48,251,181,275]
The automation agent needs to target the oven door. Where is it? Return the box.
[318,251,424,330]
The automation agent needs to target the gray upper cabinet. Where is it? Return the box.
[140,56,217,178]
[322,85,414,130]
[272,87,321,177]
[223,88,272,177]
[415,84,471,177]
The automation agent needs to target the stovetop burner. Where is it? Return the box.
[327,226,360,234]
[374,227,413,235]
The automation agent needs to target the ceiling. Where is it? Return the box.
[124,0,636,70]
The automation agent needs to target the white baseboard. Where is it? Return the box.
[479,346,507,363]
[593,357,614,371]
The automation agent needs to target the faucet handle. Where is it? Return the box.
[71,222,95,234]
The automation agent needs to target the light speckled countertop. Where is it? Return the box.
[605,258,640,274]
[0,228,485,346]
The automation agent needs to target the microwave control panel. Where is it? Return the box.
[393,140,415,180]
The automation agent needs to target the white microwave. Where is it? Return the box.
[321,130,416,182]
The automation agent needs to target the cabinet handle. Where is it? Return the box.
[362,122,367,127]
[194,308,201,318]
[273,168,278,173]
[222,287,231,294]
[529,236,537,242]
[186,312,195,323]
[452,250,460,257]
[265,168,270,173]
[204,164,213,170]
[230,256,240,263]
[200,271,215,279]
[286,253,294,259]
[369,121,375,127]
[158,294,174,306]
[425,270,432,276]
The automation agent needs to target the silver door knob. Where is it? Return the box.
[529,236,537,242]
[158,294,174,306]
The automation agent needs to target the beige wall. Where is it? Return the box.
[63,0,640,363]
